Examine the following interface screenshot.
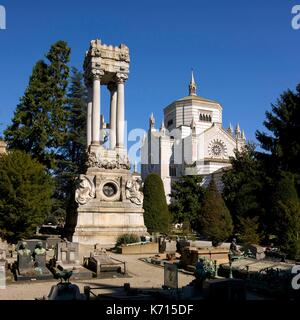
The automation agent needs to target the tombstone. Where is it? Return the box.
[46,237,62,250]
[84,250,126,276]
[53,241,93,280]
[164,263,178,289]
[34,254,48,273]
[0,261,6,289]
[0,241,7,260]
[13,242,52,281]
[248,244,265,260]
[159,237,177,253]
[56,241,80,266]
[18,254,33,274]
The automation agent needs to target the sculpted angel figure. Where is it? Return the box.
[75,175,96,205]
[125,178,143,206]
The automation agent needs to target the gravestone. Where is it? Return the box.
[249,244,265,260]
[84,250,126,276]
[164,263,178,289]
[13,242,52,281]
[0,261,6,289]
[46,237,62,250]
[159,237,177,253]
[18,254,33,273]
[56,242,80,266]
[33,254,50,275]
[53,241,93,280]
[0,241,7,260]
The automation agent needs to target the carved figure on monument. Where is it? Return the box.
[125,178,143,205]
[18,242,31,256]
[75,175,96,205]
[32,242,46,260]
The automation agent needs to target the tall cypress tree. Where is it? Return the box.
[4,41,71,171]
[200,177,233,246]
[143,173,171,234]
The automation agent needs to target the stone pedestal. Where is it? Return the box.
[73,147,147,248]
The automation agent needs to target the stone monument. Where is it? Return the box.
[73,39,147,247]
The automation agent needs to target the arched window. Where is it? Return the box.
[209,115,212,122]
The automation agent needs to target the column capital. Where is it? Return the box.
[115,72,128,84]
[91,69,105,81]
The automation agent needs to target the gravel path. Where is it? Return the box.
[0,253,194,300]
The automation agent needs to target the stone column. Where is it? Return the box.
[108,83,117,149]
[91,71,103,145]
[116,73,128,149]
[87,86,93,147]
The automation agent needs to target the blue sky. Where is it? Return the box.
[0,0,299,146]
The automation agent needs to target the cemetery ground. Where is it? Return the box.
[0,253,194,300]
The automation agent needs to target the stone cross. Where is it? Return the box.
[56,242,80,266]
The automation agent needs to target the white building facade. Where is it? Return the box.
[141,73,246,203]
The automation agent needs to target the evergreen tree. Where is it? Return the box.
[0,151,53,242]
[200,177,233,246]
[143,173,171,233]
[4,41,71,171]
[256,84,300,190]
[169,175,204,230]
[238,216,261,245]
[58,68,88,238]
[270,172,300,259]
[222,144,267,236]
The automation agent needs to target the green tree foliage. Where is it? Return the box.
[222,143,267,236]
[200,177,233,246]
[169,175,204,230]
[143,173,171,233]
[256,84,300,190]
[4,41,71,171]
[238,216,261,245]
[58,68,87,238]
[0,151,53,243]
[270,172,300,259]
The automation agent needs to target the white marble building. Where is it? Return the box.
[141,72,246,203]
